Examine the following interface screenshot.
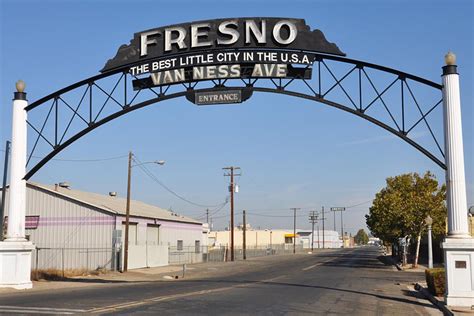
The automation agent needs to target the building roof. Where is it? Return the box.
[28,182,202,225]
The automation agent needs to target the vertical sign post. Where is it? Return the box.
[243,210,246,260]
[331,207,346,247]
[0,141,11,240]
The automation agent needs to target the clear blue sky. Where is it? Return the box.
[1,0,473,234]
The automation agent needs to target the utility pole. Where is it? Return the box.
[124,151,132,272]
[309,211,318,252]
[291,208,301,254]
[317,224,320,248]
[243,210,246,260]
[206,208,209,224]
[0,141,11,240]
[341,210,344,248]
[322,206,325,248]
[270,230,273,249]
[223,166,241,262]
[330,207,346,248]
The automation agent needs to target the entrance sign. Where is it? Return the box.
[195,90,242,105]
[186,87,253,106]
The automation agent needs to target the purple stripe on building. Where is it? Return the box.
[31,216,115,227]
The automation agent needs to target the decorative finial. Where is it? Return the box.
[445,51,456,66]
[16,80,25,93]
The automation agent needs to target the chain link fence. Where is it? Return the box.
[31,243,309,274]
[32,247,117,274]
[168,244,306,265]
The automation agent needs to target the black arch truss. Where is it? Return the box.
[24,52,444,180]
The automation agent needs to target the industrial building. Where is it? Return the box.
[1,182,206,271]
[209,226,343,249]
[297,230,343,248]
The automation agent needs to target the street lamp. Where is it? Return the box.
[425,215,433,269]
[123,151,165,272]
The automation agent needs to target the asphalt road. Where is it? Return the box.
[0,246,441,315]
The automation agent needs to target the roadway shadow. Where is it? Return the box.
[313,256,388,270]
[173,278,435,310]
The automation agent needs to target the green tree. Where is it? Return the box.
[365,171,446,266]
[354,229,369,245]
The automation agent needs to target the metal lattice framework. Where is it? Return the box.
[25,52,444,179]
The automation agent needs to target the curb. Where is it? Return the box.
[415,283,454,316]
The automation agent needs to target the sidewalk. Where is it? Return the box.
[0,262,213,294]
[0,251,327,295]
[384,255,474,316]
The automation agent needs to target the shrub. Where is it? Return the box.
[425,268,445,296]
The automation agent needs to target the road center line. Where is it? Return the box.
[0,308,76,315]
[302,258,335,271]
[88,275,289,314]
[302,264,319,271]
[0,305,85,312]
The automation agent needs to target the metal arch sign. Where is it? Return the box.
[102,17,345,72]
[22,16,447,178]
[101,17,345,101]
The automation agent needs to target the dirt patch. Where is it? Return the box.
[31,268,107,281]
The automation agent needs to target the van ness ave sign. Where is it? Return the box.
[101,17,345,73]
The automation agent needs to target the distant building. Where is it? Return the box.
[342,233,354,248]
[209,228,291,248]
[297,230,342,249]
[368,237,381,246]
[1,182,205,271]
[209,226,342,249]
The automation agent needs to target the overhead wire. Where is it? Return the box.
[246,212,308,218]
[195,201,229,220]
[0,149,128,162]
[344,199,373,209]
[133,155,226,209]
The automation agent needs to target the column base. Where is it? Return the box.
[441,237,474,307]
[0,241,35,290]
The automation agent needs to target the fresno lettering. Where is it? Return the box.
[140,19,298,57]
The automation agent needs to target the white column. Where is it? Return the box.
[5,82,28,241]
[441,52,474,307]
[0,80,34,290]
[442,53,469,237]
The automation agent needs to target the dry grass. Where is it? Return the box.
[31,268,107,281]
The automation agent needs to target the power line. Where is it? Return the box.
[195,201,229,220]
[345,199,373,208]
[212,212,243,220]
[246,212,307,218]
[134,155,226,208]
[240,206,318,212]
[0,149,128,162]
